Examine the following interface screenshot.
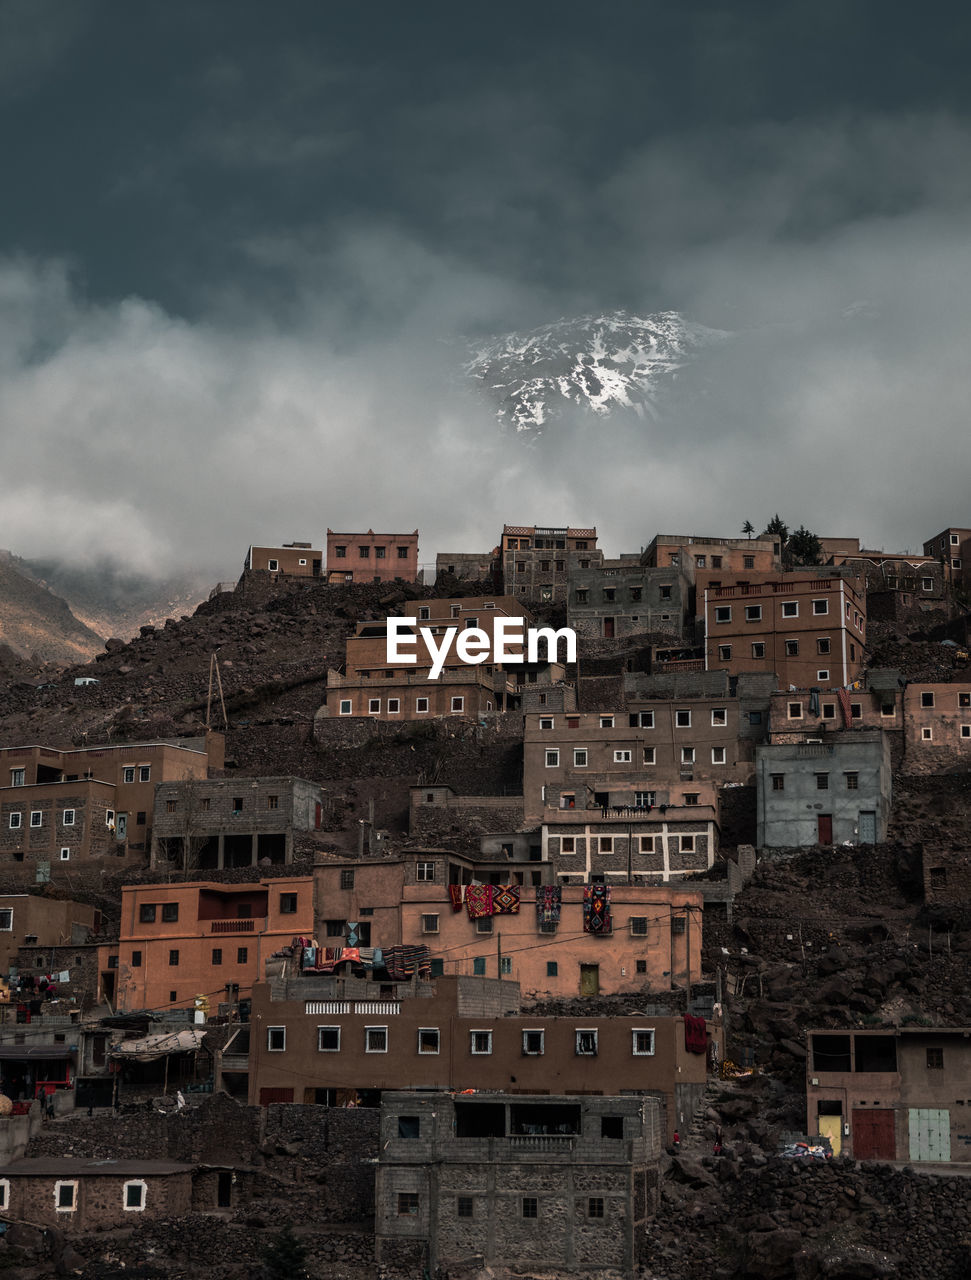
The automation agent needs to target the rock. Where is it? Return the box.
[104,638,126,652]
[743,1228,804,1279]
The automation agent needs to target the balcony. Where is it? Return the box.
[210,919,259,934]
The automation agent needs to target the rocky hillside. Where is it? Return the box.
[0,550,104,664]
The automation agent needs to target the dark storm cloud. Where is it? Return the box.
[1,2,971,574]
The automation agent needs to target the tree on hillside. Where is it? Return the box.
[741,520,754,539]
[786,525,823,568]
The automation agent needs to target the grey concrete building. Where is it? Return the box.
[375,1090,663,1276]
[568,560,691,640]
[150,777,325,869]
[756,731,892,848]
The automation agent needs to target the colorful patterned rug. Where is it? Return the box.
[493,885,520,914]
[465,884,494,919]
[449,884,465,912]
[535,885,562,924]
[583,884,612,934]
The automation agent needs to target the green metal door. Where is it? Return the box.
[908,1108,951,1162]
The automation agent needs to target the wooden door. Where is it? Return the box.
[817,814,833,844]
[580,964,600,996]
[851,1108,895,1159]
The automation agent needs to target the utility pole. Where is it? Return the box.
[497,932,502,982]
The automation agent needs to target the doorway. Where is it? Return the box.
[817,814,833,844]
[580,964,600,997]
[217,1171,233,1208]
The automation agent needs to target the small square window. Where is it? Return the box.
[822,703,836,719]
[339,699,353,715]
[397,1192,419,1216]
[522,1029,544,1055]
[962,726,971,739]
[926,1047,944,1069]
[771,774,785,791]
[816,774,829,790]
[788,702,803,719]
[477,917,494,934]
[717,644,732,661]
[817,670,830,682]
[416,696,429,712]
[575,1029,598,1056]
[588,1197,605,1218]
[782,601,798,617]
[675,710,691,728]
[471,1030,493,1054]
[421,913,439,934]
[745,605,762,622]
[812,599,829,615]
[599,716,614,728]
[418,1027,440,1054]
[237,947,248,963]
[368,698,381,714]
[55,1181,78,1211]
[921,691,935,708]
[416,861,436,882]
[714,606,731,624]
[139,904,157,923]
[29,811,43,828]
[711,708,727,726]
[451,696,464,713]
[752,643,766,659]
[162,903,179,923]
[629,916,648,936]
[522,1197,538,1219]
[922,727,933,740]
[457,1196,474,1218]
[280,893,298,914]
[785,639,799,656]
[681,747,695,764]
[817,637,831,655]
[632,1029,655,1056]
[711,746,726,764]
[643,746,656,764]
[539,717,554,729]
[845,772,859,789]
[318,1025,341,1052]
[545,749,560,767]
[340,869,355,890]
[267,1026,286,1052]
[473,957,486,975]
[598,836,613,853]
[366,1026,388,1053]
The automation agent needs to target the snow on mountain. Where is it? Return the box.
[464,310,729,435]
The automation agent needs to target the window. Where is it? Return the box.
[421,913,439,934]
[714,606,731,624]
[683,794,699,808]
[139,765,151,783]
[266,794,279,811]
[782,601,798,618]
[599,836,613,853]
[340,869,355,890]
[334,544,346,558]
[368,698,381,714]
[812,599,829,615]
[588,1197,605,1219]
[131,950,142,967]
[642,747,656,765]
[416,696,429,713]
[0,910,11,931]
[139,904,157,923]
[358,546,370,559]
[318,1026,341,1052]
[660,584,672,599]
[675,710,691,728]
[211,948,222,965]
[397,1193,419,1216]
[922,727,933,740]
[8,813,21,830]
[952,534,961,545]
[671,915,686,935]
[709,708,727,728]
[695,555,706,568]
[771,774,785,791]
[521,1028,545,1055]
[280,893,298,914]
[457,1196,474,1218]
[473,957,486,975]
[613,749,632,763]
[545,750,560,768]
[575,1030,598,1056]
[267,1027,286,1052]
[822,703,836,719]
[817,637,831,654]
[123,766,136,783]
[629,917,649,936]
[640,836,655,852]
[745,605,762,622]
[634,791,655,807]
[547,960,558,976]
[816,669,830,682]
[712,746,726,764]
[470,1030,493,1055]
[963,726,971,739]
[851,703,862,719]
[366,1026,388,1053]
[752,642,766,659]
[844,772,859,790]
[267,558,279,571]
[632,1028,656,1056]
[881,703,895,718]
[926,1047,944,1069]
[539,717,554,729]
[414,1026,440,1055]
[785,639,799,656]
[816,774,829,790]
[237,947,248,963]
[397,545,408,559]
[9,769,24,787]
[55,1181,78,1212]
[476,917,493,934]
[169,949,180,966]
[561,836,576,853]
[572,748,588,768]
[599,716,614,728]
[743,555,755,569]
[633,710,654,728]
[681,747,695,764]
[325,919,346,936]
[416,861,435,882]
[451,697,464,713]
[29,811,43,828]
[338,699,353,716]
[921,691,935,708]
[522,1197,538,1219]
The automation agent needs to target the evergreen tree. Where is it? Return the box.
[786,525,823,567]
[764,514,789,542]
[261,1224,309,1280]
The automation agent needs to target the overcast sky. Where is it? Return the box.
[1,0,970,576]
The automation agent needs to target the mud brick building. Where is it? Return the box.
[435,549,500,583]
[922,525,971,589]
[922,846,971,904]
[113,876,313,1013]
[375,1090,664,1276]
[314,852,702,996]
[756,731,892,848]
[244,541,322,577]
[0,894,98,971]
[702,572,867,689]
[247,971,712,1135]
[568,560,690,640]
[501,524,602,602]
[900,682,971,773]
[0,1158,192,1228]
[325,528,419,584]
[150,775,326,870]
[767,676,904,747]
[0,735,221,879]
[644,532,782,576]
[806,1027,971,1163]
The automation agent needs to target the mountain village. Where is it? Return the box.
[0,519,968,1280]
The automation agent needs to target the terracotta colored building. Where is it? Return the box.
[806,1026,971,1162]
[501,524,602,602]
[901,682,971,772]
[247,971,713,1140]
[767,683,903,744]
[314,853,702,997]
[114,877,313,1014]
[244,542,322,577]
[922,526,971,588]
[326,529,419,584]
[0,894,98,972]
[323,597,537,719]
[0,735,222,877]
[643,533,781,576]
[702,572,867,689]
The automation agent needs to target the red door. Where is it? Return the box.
[851,1108,895,1160]
[604,618,615,638]
[817,814,833,843]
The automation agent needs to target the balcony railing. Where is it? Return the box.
[210,919,257,934]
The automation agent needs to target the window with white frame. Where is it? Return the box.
[711,708,727,726]
[711,746,726,764]
[922,577,934,590]
[599,716,614,728]
[781,601,798,617]
[539,717,554,729]
[339,699,352,715]
[817,670,830,682]
[318,1026,341,1052]
[629,916,649,935]
[680,835,696,852]
[561,836,576,853]
[640,835,655,852]
[574,748,588,767]
[675,710,691,727]
[575,1029,598,1056]
[368,698,381,714]
[0,910,12,931]
[812,598,829,615]
[418,1027,440,1054]
[421,913,439,934]
[8,813,21,830]
[717,644,732,661]
[634,710,654,728]
[0,1178,8,1210]
[632,1028,656,1056]
[123,766,135,783]
[62,809,75,825]
[365,1026,388,1053]
[139,765,151,782]
[387,699,400,714]
[681,747,695,763]
[643,747,655,765]
[522,1029,544,1055]
[9,769,24,787]
[714,605,731,623]
[267,1027,286,1052]
[634,790,655,807]
[922,727,933,740]
[60,848,70,861]
[599,836,613,853]
[613,749,632,763]
[416,861,436,882]
[752,642,766,658]
[921,691,935,707]
[416,696,429,712]
[788,702,803,719]
[470,1030,493,1054]
[451,697,464,713]
[29,811,43,828]
[123,1180,147,1211]
[55,1180,78,1212]
[545,750,559,767]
